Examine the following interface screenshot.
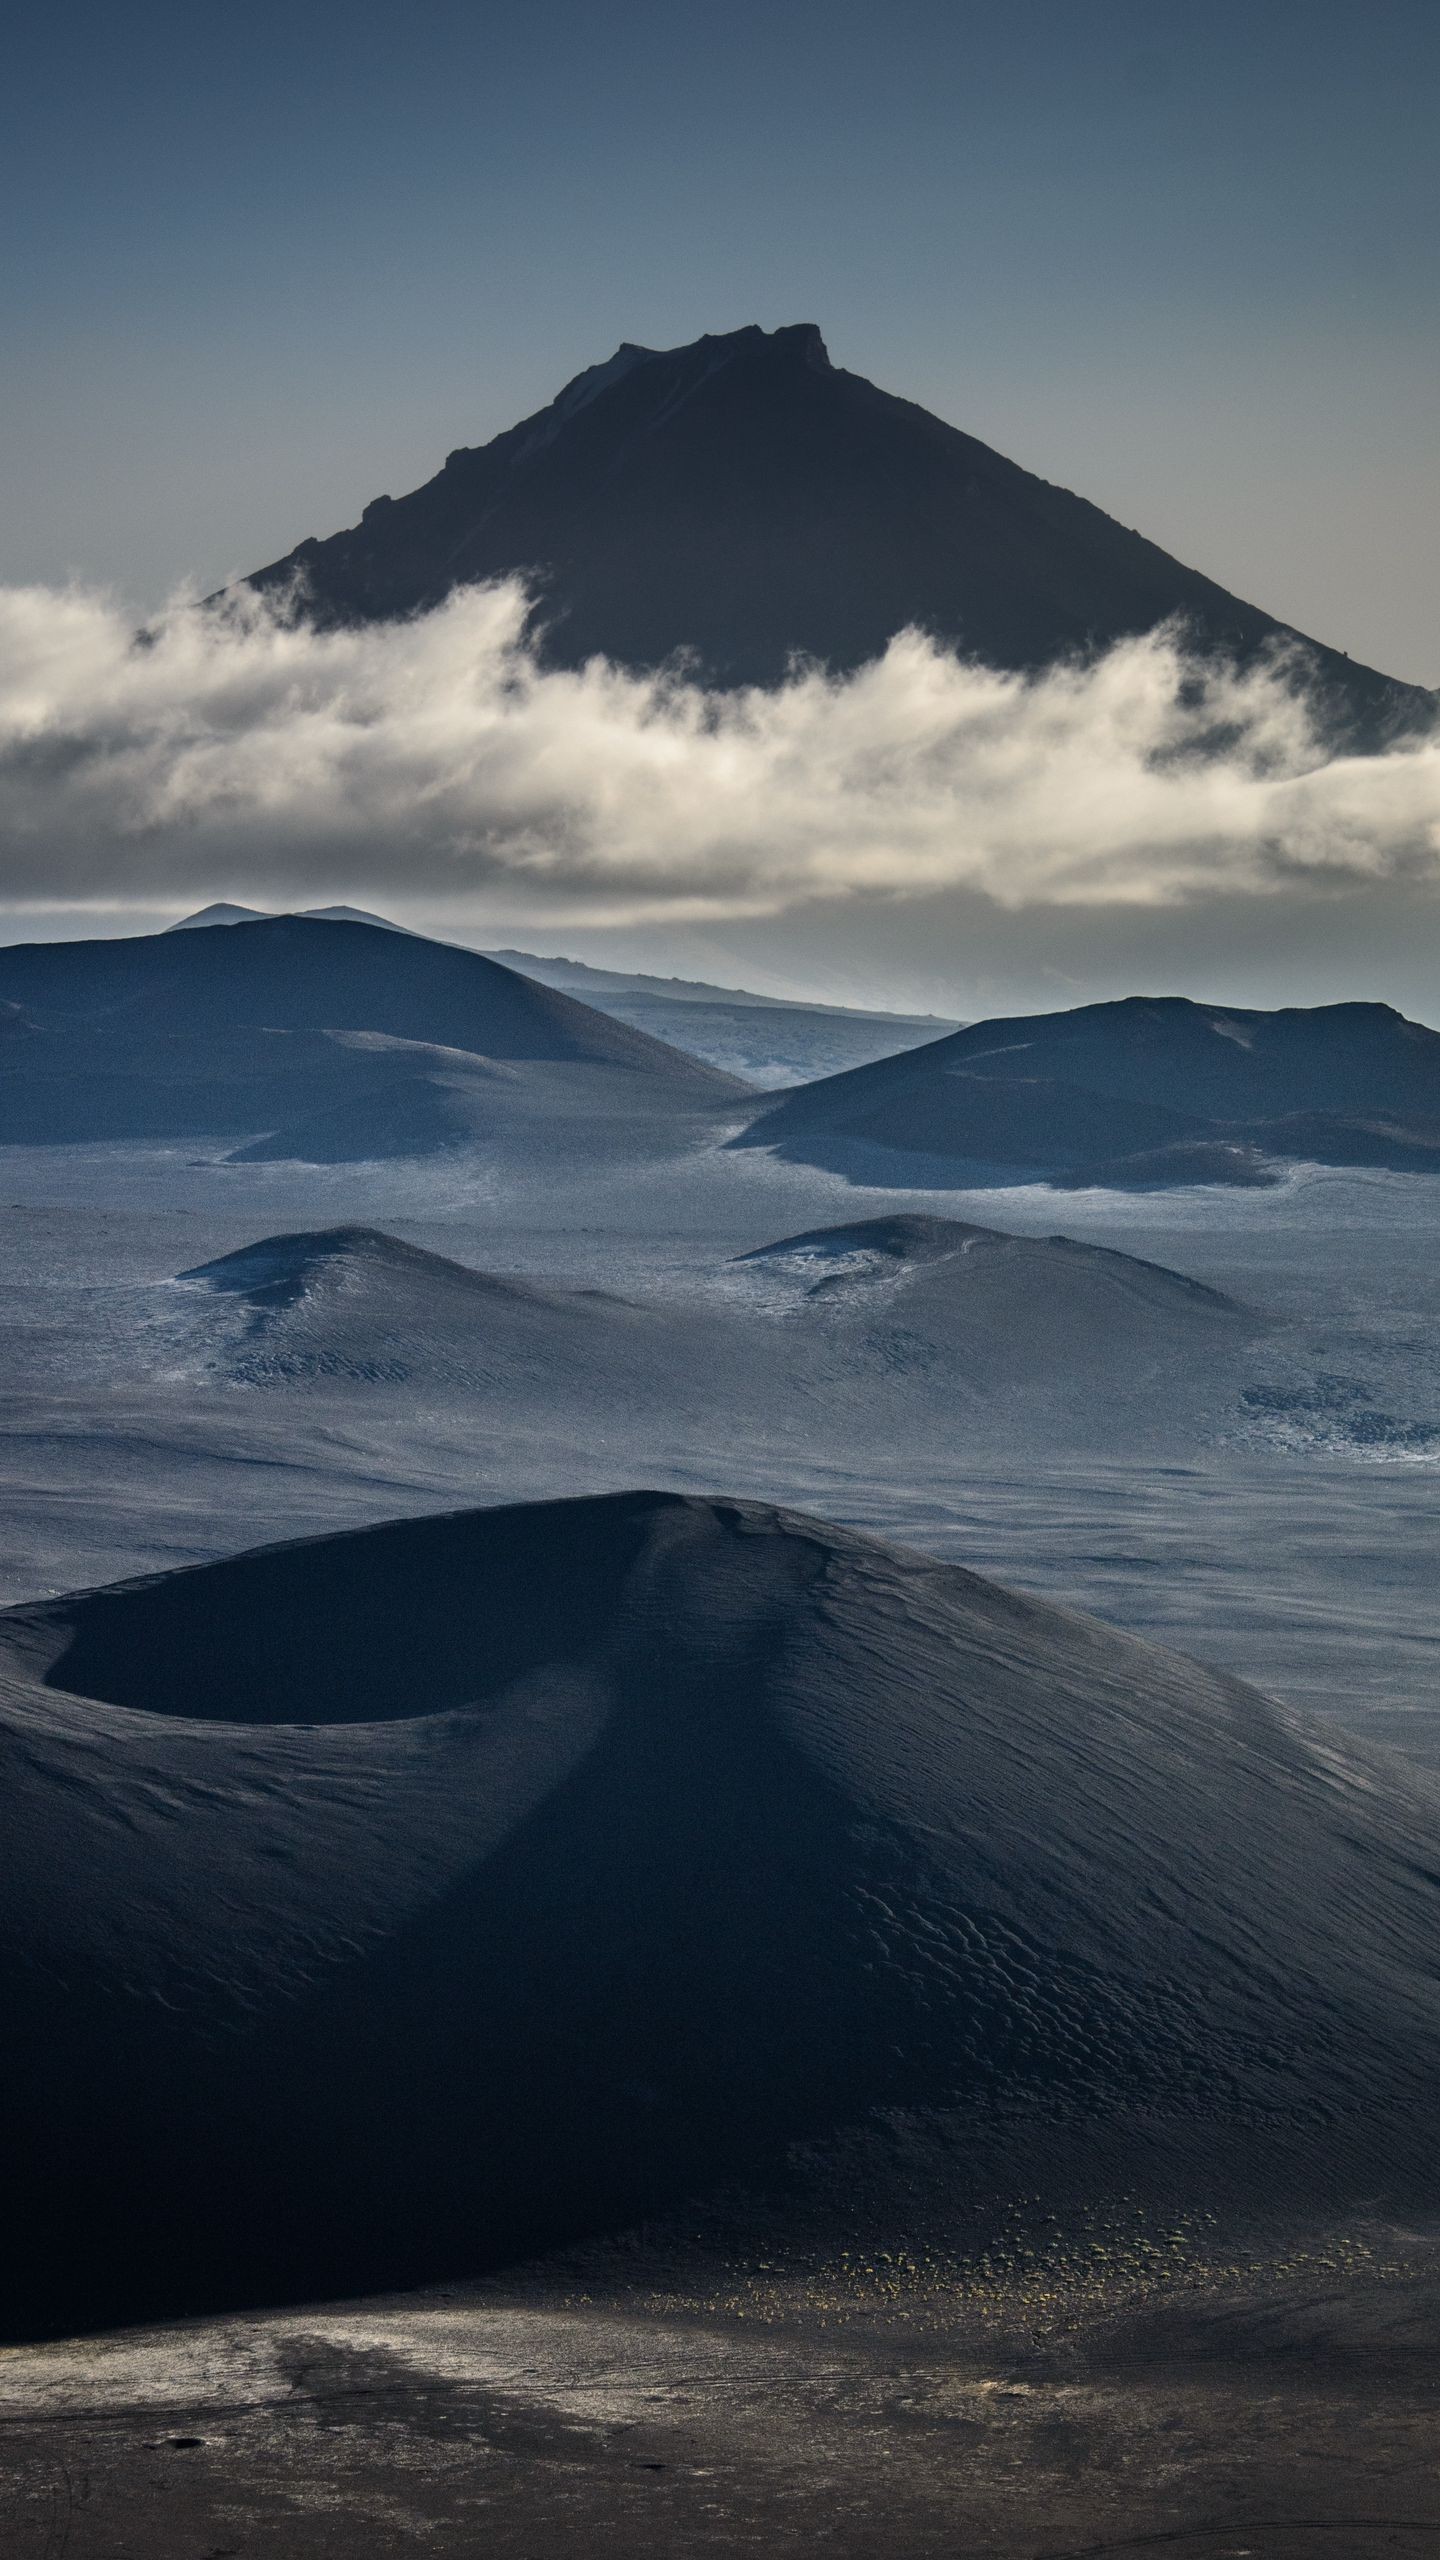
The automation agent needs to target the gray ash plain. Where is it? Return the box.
[6,2230,1440,2557]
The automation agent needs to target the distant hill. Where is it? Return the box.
[162,908,959,1086]
[166,901,270,929]
[168,902,411,934]
[4,1489,1440,2334]
[737,995,1440,1188]
[486,951,957,1085]
[0,914,745,1157]
[483,947,948,1021]
[63,1210,1263,1466]
[239,323,1429,744]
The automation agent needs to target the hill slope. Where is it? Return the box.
[0,913,745,1155]
[3,1490,1439,2336]
[0,911,719,1065]
[737,994,1440,1187]
[241,324,1427,741]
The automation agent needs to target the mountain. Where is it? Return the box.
[486,949,943,1016]
[0,913,746,1156]
[736,994,1440,1188]
[240,324,1428,742]
[3,1489,1438,2337]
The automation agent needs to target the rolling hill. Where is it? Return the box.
[737,994,1440,1187]
[173,1224,658,1391]
[106,1211,1265,1462]
[0,913,746,1157]
[734,1212,1258,1439]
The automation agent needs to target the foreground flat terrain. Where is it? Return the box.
[5,2223,1440,2556]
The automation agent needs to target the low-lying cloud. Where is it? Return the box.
[0,578,1436,928]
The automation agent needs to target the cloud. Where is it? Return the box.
[0,577,1436,928]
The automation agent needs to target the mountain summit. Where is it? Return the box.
[243,324,1424,738]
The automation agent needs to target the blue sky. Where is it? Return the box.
[3,0,1436,682]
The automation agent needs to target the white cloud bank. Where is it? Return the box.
[0,578,1436,927]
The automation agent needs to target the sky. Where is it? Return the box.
[1,0,1437,1014]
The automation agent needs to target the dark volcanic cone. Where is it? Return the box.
[2,1491,1438,2338]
